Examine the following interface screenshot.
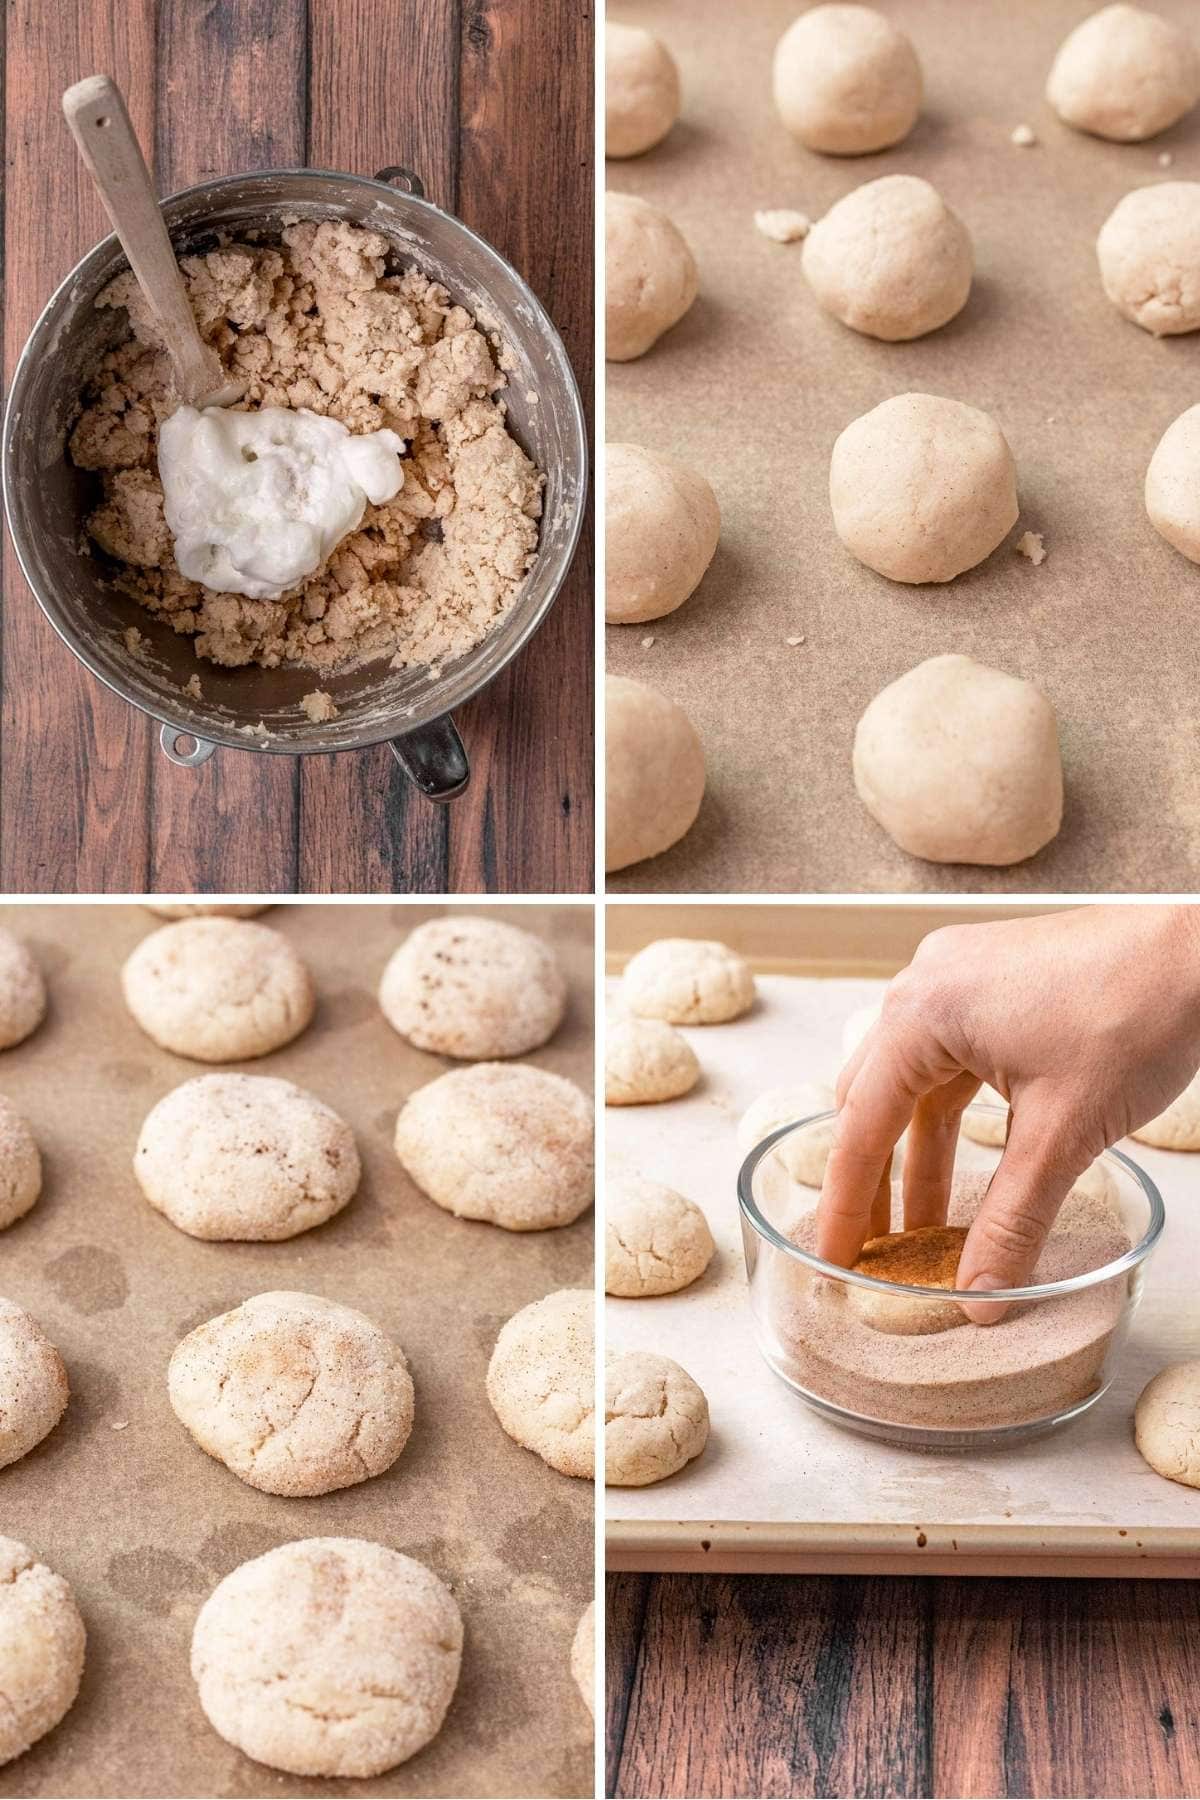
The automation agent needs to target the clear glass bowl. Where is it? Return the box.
[737,1104,1165,1450]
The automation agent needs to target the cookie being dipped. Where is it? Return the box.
[845,1225,969,1335]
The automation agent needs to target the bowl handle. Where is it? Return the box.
[390,715,470,802]
[159,722,217,766]
[375,166,426,200]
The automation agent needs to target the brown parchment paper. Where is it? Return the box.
[0,903,594,1800]
[607,0,1200,895]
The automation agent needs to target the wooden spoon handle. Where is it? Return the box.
[61,75,232,406]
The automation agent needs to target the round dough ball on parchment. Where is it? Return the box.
[773,4,922,154]
[606,192,698,362]
[571,1601,595,1718]
[1146,403,1200,561]
[122,918,314,1061]
[394,1062,593,1230]
[486,1288,595,1478]
[830,392,1018,584]
[803,175,972,341]
[605,1177,714,1295]
[134,1073,359,1241]
[0,1299,68,1469]
[606,676,705,873]
[605,1350,709,1486]
[0,931,45,1051]
[1047,4,1199,141]
[607,23,681,157]
[169,1292,413,1497]
[1135,1361,1200,1487]
[0,1537,85,1768]
[737,1082,837,1187]
[191,1538,462,1777]
[0,1097,40,1230]
[606,444,720,624]
[1097,183,1200,335]
[853,655,1063,866]
[378,916,566,1059]
[622,938,754,1024]
[605,1016,699,1106]
[1131,1067,1200,1148]
[144,903,269,918]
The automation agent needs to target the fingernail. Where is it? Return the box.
[959,1274,1010,1327]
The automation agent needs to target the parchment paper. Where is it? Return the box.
[606,0,1200,895]
[605,973,1200,1546]
[0,902,594,1800]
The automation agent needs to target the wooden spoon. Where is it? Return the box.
[62,75,242,408]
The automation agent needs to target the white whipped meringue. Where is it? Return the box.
[158,404,405,600]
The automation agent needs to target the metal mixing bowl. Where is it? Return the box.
[1,166,588,799]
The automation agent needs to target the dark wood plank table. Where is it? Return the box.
[608,1571,1200,1799]
[1,0,593,894]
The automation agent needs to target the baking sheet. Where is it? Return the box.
[606,0,1200,895]
[604,973,1200,1570]
[0,902,594,1800]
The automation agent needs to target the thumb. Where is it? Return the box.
[956,1105,1084,1324]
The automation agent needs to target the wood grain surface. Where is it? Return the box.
[1,0,593,895]
[607,1572,1200,1799]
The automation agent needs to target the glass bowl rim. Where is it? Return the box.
[736,1105,1165,1303]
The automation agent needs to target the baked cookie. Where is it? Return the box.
[605,1177,714,1296]
[486,1288,595,1478]
[144,903,270,918]
[605,1350,709,1486]
[605,1016,699,1105]
[122,918,314,1061]
[0,1299,68,1468]
[1131,1068,1200,1149]
[622,938,755,1024]
[571,1601,595,1718]
[0,1538,85,1767]
[379,916,567,1059]
[0,930,46,1051]
[0,1097,41,1229]
[191,1538,462,1777]
[845,1226,968,1335]
[1135,1361,1200,1487]
[134,1073,359,1240]
[737,1083,837,1186]
[394,1063,593,1231]
[961,1084,1010,1146]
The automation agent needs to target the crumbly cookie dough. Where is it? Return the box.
[122,918,315,1061]
[605,1177,714,1295]
[571,1601,595,1718]
[604,1350,709,1486]
[191,1538,462,1777]
[0,1097,41,1230]
[169,1292,414,1496]
[0,930,45,1051]
[135,1073,359,1240]
[1131,1067,1200,1148]
[486,1288,595,1478]
[379,916,566,1059]
[0,1299,68,1468]
[605,1015,700,1105]
[394,1062,594,1230]
[1134,1361,1200,1487]
[0,1537,86,1768]
[70,221,543,675]
[738,1082,837,1187]
[622,937,755,1024]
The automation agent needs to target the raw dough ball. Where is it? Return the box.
[134,1073,359,1240]
[0,1300,68,1468]
[1046,5,1199,141]
[737,1082,837,1187]
[606,676,705,872]
[0,1097,40,1230]
[606,443,720,624]
[0,1538,85,1767]
[122,918,315,1061]
[191,1538,462,1777]
[773,4,922,154]
[486,1288,594,1478]
[606,193,698,362]
[853,654,1063,865]
[144,903,269,918]
[571,1601,595,1717]
[1146,403,1200,560]
[830,392,1018,583]
[394,1063,593,1230]
[1131,1067,1200,1148]
[1135,1361,1200,1486]
[845,1226,968,1336]
[605,1350,709,1486]
[1097,183,1200,334]
[605,1016,699,1106]
[841,1003,880,1061]
[960,1084,1010,1146]
[0,931,45,1051]
[605,1177,714,1295]
[378,916,566,1059]
[169,1292,413,1496]
[607,23,681,157]
[802,175,972,340]
[622,937,754,1024]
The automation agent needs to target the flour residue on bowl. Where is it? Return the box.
[68,220,544,675]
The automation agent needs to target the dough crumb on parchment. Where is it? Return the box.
[1016,529,1047,565]
[1011,123,1037,146]
[753,207,812,243]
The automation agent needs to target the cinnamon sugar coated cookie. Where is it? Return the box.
[605,1015,699,1105]
[0,1300,68,1468]
[169,1292,413,1496]
[0,930,45,1050]
[0,1097,40,1229]
[1135,1361,1200,1486]
[605,1177,714,1296]
[135,1073,359,1239]
[0,1537,85,1767]
[571,1602,595,1717]
[379,916,567,1058]
[486,1288,595,1477]
[622,938,755,1024]
[605,1350,709,1486]
[191,1538,462,1777]
[122,918,315,1061]
[1131,1067,1200,1148]
[739,1083,837,1187]
[395,1062,593,1229]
